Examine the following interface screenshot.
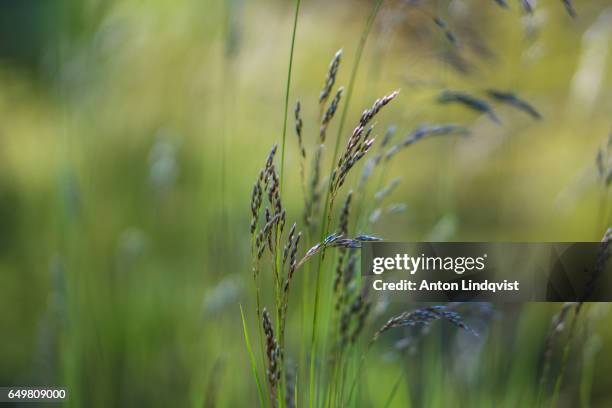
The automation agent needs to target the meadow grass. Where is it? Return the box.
[2,1,612,407]
[242,2,612,407]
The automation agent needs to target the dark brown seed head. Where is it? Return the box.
[289,232,301,276]
[384,124,468,162]
[294,100,305,158]
[333,250,346,294]
[320,87,344,142]
[279,209,286,234]
[373,306,477,342]
[258,211,280,256]
[359,90,399,127]
[282,231,302,296]
[330,91,399,198]
[283,223,297,265]
[262,308,281,400]
[339,191,352,235]
[333,195,352,294]
[595,148,604,178]
[319,49,343,105]
[561,0,576,18]
[322,88,344,126]
[350,301,371,344]
[521,0,534,14]
[250,180,262,234]
[266,144,278,171]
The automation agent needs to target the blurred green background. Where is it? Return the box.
[0,0,611,406]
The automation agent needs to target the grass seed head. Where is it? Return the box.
[438,90,501,124]
[561,0,576,18]
[359,90,399,128]
[521,0,534,14]
[266,144,278,172]
[374,305,477,342]
[319,49,343,105]
[385,124,469,161]
[294,100,305,158]
[262,308,281,405]
[380,125,397,148]
[320,87,344,142]
[250,180,263,234]
[283,223,297,266]
[331,90,399,198]
[375,177,401,202]
[339,191,353,235]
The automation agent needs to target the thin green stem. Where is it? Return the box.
[280,0,302,198]
[308,3,385,406]
[346,339,376,406]
[252,235,271,408]
[383,370,405,408]
[550,305,582,407]
[308,256,322,408]
[328,0,385,178]
[240,304,268,408]
[580,324,597,408]
[277,3,301,406]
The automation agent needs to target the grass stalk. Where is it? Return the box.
[280,0,302,197]
[550,306,582,407]
[328,0,385,173]
[383,370,406,408]
[308,2,385,405]
[240,304,267,408]
[277,3,301,405]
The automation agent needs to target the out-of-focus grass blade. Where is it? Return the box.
[240,304,266,408]
[294,373,299,408]
[383,371,405,408]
